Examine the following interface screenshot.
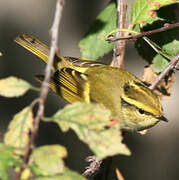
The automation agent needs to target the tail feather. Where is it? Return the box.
[15,34,107,73]
[15,34,49,64]
[15,34,68,72]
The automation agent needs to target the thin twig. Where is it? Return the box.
[111,0,127,68]
[149,52,179,90]
[15,1,64,179]
[82,156,102,178]
[106,23,179,42]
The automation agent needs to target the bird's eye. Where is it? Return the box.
[139,108,144,114]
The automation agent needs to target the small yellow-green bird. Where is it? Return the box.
[15,34,168,132]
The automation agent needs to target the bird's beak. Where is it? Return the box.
[159,115,168,122]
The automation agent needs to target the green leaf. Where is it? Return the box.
[34,169,86,180]
[135,18,179,73]
[79,1,116,59]
[131,0,178,25]
[152,39,179,72]
[0,143,21,180]
[4,106,33,154]
[133,2,179,73]
[0,76,34,98]
[30,145,67,176]
[49,102,130,159]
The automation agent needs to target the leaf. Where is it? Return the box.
[79,1,116,59]
[21,168,33,180]
[142,65,175,100]
[131,0,178,25]
[49,102,130,159]
[34,169,86,180]
[51,102,111,132]
[135,27,179,73]
[134,4,179,73]
[30,145,67,176]
[4,106,33,154]
[0,76,33,97]
[0,143,21,180]
[152,39,179,72]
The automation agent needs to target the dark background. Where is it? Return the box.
[0,0,179,179]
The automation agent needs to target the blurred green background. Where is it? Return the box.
[0,0,179,179]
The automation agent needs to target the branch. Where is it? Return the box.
[149,52,179,90]
[111,0,127,68]
[83,1,127,178]
[15,0,64,179]
[106,23,179,42]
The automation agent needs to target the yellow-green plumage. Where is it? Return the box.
[15,34,168,131]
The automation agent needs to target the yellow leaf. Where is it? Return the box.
[51,102,131,159]
[4,106,33,154]
[30,145,67,176]
[0,76,32,97]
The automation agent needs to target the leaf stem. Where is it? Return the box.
[142,37,172,60]
[15,0,64,179]
[30,86,41,92]
[115,167,125,180]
